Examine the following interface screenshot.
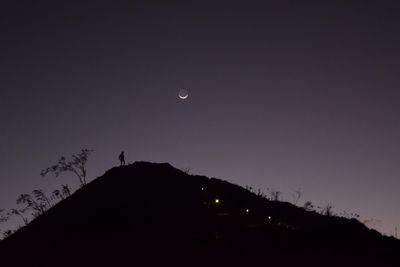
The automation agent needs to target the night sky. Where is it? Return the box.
[1,1,399,235]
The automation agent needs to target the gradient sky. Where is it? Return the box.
[1,0,399,235]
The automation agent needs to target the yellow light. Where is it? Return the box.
[215,198,220,204]
[246,209,250,213]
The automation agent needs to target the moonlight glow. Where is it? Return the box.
[178,89,189,100]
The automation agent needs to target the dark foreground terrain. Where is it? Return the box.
[0,162,398,266]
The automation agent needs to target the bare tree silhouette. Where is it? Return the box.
[41,149,93,186]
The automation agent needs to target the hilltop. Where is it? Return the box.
[0,162,398,266]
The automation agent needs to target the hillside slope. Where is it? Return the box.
[0,162,398,266]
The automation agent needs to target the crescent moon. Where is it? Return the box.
[178,89,189,100]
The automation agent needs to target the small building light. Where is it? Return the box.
[267,216,272,220]
[201,187,205,191]
[245,209,250,213]
[214,198,220,204]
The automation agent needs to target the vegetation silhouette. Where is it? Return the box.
[41,149,93,186]
[0,184,75,235]
[0,162,398,267]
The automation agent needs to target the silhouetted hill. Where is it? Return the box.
[0,162,399,266]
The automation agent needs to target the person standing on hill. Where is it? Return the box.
[119,151,126,166]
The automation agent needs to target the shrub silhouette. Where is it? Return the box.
[322,204,334,216]
[32,190,52,209]
[41,149,93,186]
[2,184,74,239]
[16,193,46,218]
[51,184,72,201]
[270,190,282,201]
[15,189,57,222]
[0,151,87,239]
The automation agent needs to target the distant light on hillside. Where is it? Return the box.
[214,198,220,204]
[246,209,250,213]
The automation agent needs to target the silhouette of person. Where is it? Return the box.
[119,151,126,166]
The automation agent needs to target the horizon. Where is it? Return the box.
[0,158,397,238]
